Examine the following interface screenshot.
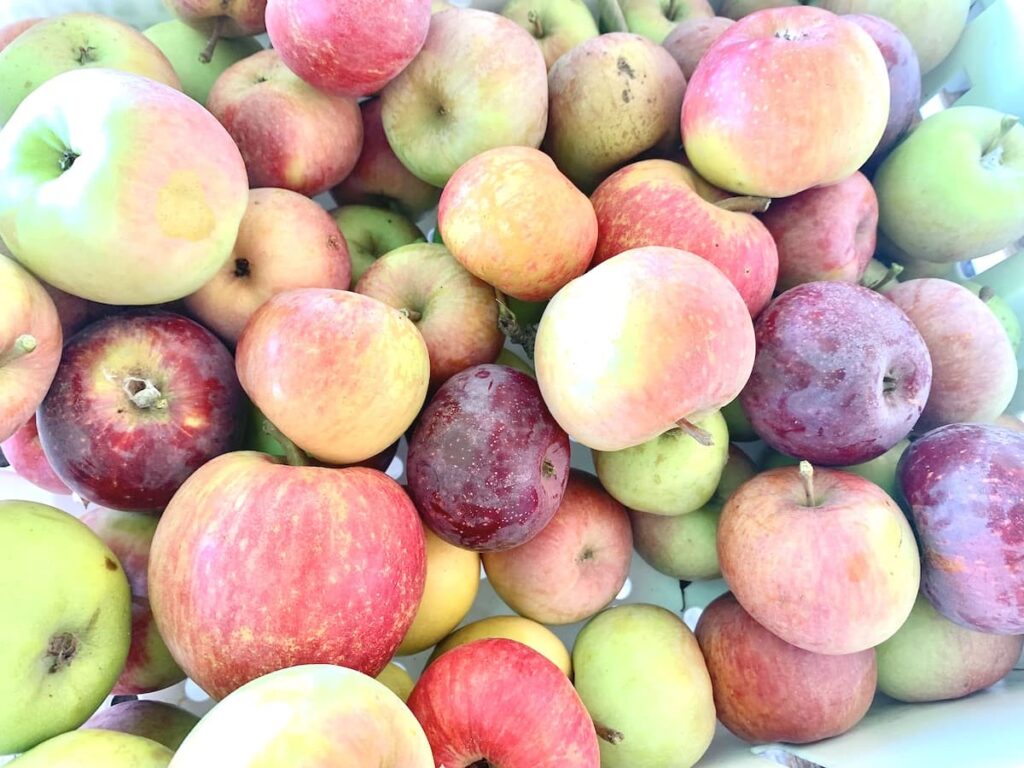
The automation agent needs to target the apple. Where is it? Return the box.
[898,423,1024,634]
[612,0,714,43]
[963,281,1022,353]
[573,604,716,768]
[762,438,911,499]
[697,593,877,744]
[719,463,921,654]
[886,279,1018,430]
[593,410,729,515]
[330,205,425,284]
[79,507,157,598]
[207,50,363,197]
[439,146,597,302]
[356,243,505,388]
[682,6,889,197]
[996,412,1024,433]
[185,188,351,345]
[429,615,572,676]
[82,700,200,751]
[381,8,549,187]
[149,453,427,700]
[143,19,263,105]
[502,0,600,68]
[545,32,686,192]
[589,159,779,316]
[662,16,734,78]
[535,246,755,452]
[236,289,429,465]
[721,397,757,442]
[0,500,131,755]
[170,665,433,766]
[409,638,600,767]
[37,311,244,511]
[496,348,535,377]
[0,18,40,51]
[164,0,267,45]
[482,469,632,625]
[877,592,1024,703]
[761,172,878,291]
[0,414,70,494]
[397,524,481,656]
[408,364,570,551]
[11,730,172,767]
[377,662,416,702]
[41,282,101,339]
[0,68,248,305]
[742,282,932,466]
[720,0,801,19]
[875,108,1024,264]
[630,445,756,581]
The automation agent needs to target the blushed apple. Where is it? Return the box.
[0,18,40,51]
[82,700,199,751]
[164,0,267,44]
[502,0,600,68]
[330,205,425,283]
[963,281,1022,353]
[612,0,714,43]
[429,615,572,676]
[12,730,172,767]
[377,662,416,702]
[41,282,101,339]
[0,414,69,494]
[762,438,911,500]
[79,507,157,598]
[662,16,734,78]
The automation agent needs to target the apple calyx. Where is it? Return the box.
[674,417,715,447]
[75,45,98,66]
[978,285,996,303]
[59,148,80,172]
[199,16,227,64]
[981,115,1019,169]
[527,10,545,38]
[46,631,78,673]
[495,290,537,359]
[860,262,903,292]
[799,460,819,508]
[541,458,556,477]
[594,721,625,745]
[122,377,168,410]
[260,417,310,467]
[0,334,37,368]
[715,196,772,214]
[234,258,251,278]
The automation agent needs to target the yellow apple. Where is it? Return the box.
[429,615,572,676]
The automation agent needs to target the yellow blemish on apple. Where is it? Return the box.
[182,415,206,429]
[156,170,215,241]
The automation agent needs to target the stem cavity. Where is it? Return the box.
[528,9,544,38]
[799,461,817,507]
[399,307,423,323]
[981,115,1019,169]
[122,377,168,410]
[0,334,37,367]
[675,417,714,447]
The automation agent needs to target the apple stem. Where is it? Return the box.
[123,377,168,410]
[199,16,226,64]
[978,285,995,303]
[799,461,818,507]
[715,196,772,214]
[981,115,1019,167]
[528,9,544,37]
[594,721,625,745]
[399,307,423,323]
[861,262,903,291]
[667,0,679,18]
[601,0,629,33]
[0,334,37,368]
[495,290,537,360]
[675,418,714,447]
[261,417,310,467]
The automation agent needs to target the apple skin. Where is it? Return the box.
[207,49,363,197]
[409,638,601,768]
[429,615,572,676]
[877,592,1024,703]
[79,507,157,598]
[662,16,734,78]
[616,0,714,43]
[0,12,181,123]
[331,204,425,284]
[0,500,131,755]
[11,730,173,767]
[356,243,505,389]
[0,414,70,494]
[82,700,200,751]
[377,662,416,702]
[741,282,932,466]
[963,281,1022,354]
[886,279,1018,431]
[41,282,102,339]
[37,311,244,512]
[482,469,633,625]
[761,172,878,292]
[149,453,427,700]
[496,348,535,377]
[572,604,716,768]
[719,465,921,654]
[439,146,598,302]
[875,107,1024,264]
[164,0,267,37]
[0,68,248,306]
[682,6,889,197]
[696,592,877,744]
[589,159,779,316]
[143,19,263,105]
[185,188,351,345]
[502,0,600,68]
[545,32,686,192]
[720,0,800,19]
[535,246,755,452]
[381,8,549,187]
[898,424,1024,634]
[236,289,429,466]
[996,413,1024,433]
[762,438,911,500]
[0,18,40,51]
[169,665,433,767]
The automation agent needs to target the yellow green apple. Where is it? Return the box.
[429,615,572,676]
[11,730,172,767]
[331,205,425,284]
[376,662,416,702]
[503,0,599,68]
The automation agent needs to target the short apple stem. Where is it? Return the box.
[882,374,898,393]
[495,290,537,360]
[715,196,772,214]
[527,9,544,37]
[675,418,714,447]
[981,115,1019,167]
[861,262,903,291]
[978,285,996,303]
[261,417,310,467]
[595,721,625,745]
[0,334,37,368]
[399,307,423,323]
[667,0,679,18]
[199,16,226,63]
[799,460,818,507]
[122,377,168,410]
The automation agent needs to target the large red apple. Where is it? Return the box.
[589,159,778,316]
[36,311,244,512]
[0,415,70,495]
[149,452,426,700]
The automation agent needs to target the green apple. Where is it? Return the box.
[762,439,910,499]
[875,108,1024,265]
[496,348,536,377]
[876,592,1024,703]
[720,396,756,442]
[330,205,424,284]
[0,500,132,755]
[502,0,599,68]
[82,700,200,751]
[143,20,263,105]
[610,0,714,44]
[593,410,729,515]
[376,662,415,702]
[719,0,800,19]
[11,730,172,767]
[573,604,716,768]
[0,12,181,124]
[963,281,1022,353]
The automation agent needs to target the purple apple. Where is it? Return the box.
[407,364,571,552]
[81,700,199,751]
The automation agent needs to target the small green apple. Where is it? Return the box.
[762,439,910,499]
[962,281,1022,353]
[611,0,714,43]
[495,348,536,377]
[11,729,172,767]
[376,662,415,702]
[82,700,200,751]
[330,205,424,284]
[720,396,756,442]
[719,0,800,19]
[503,0,599,68]
[593,410,729,515]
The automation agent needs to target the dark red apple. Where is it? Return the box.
[741,282,932,466]
[36,311,244,512]
[407,364,570,552]
[0,415,70,494]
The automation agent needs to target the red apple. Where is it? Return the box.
[42,283,101,339]
[682,6,889,196]
[0,415,70,495]
[760,171,879,291]
[165,0,267,38]
[266,0,431,97]
[207,50,363,197]
[590,159,778,316]
[696,592,877,743]
[407,638,600,767]
[0,17,41,51]
[114,598,186,694]
[149,453,426,700]
[36,311,244,512]
[185,188,351,345]
[662,16,734,79]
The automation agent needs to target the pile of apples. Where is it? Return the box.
[1,0,1023,765]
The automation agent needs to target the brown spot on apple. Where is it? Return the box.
[104,556,117,571]
[928,550,967,574]
[156,171,215,242]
